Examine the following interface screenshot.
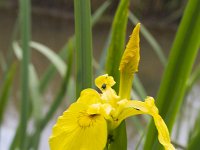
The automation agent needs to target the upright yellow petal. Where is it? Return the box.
[49,102,107,150]
[119,23,140,74]
[95,74,115,90]
[119,23,140,99]
[95,74,119,104]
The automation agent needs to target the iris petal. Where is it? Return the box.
[118,97,175,150]
[77,88,102,105]
[95,74,116,90]
[119,23,140,74]
[49,103,107,150]
[119,23,140,99]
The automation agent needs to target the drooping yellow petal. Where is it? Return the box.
[49,102,107,150]
[87,103,101,115]
[119,23,140,99]
[121,97,175,150]
[153,114,175,150]
[77,88,102,105]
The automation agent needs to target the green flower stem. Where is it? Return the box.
[106,0,130,149]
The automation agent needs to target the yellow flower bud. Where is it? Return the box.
[119,23,140,99]
[119,23,140,74]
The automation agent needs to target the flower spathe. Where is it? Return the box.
[49,23,175,150]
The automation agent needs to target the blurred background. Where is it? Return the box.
[0,0,200,149]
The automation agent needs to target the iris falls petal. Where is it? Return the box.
[49,103,107,150]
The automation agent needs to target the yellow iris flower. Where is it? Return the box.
[49,23,175,150]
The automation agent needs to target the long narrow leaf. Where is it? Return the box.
[186,64,200,92]
[38,42,70,92]
[18,0,31,148]
[0,63,16,124]
[28,40,74,150]
[7,17,19,68]
[13,41,43,123]
[187,130,200,150]
[13,41,67,77]
[106,0,129,91]
[187,110,200,150]
[29,65,42,123]
[30,41,67,77]
[74,0,93,97]
[9,127,20,150]
[40,40,73,130]
[39,0,110,93]
[0,52,7,73]
[144,0,200,149]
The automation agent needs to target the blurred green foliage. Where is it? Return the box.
[0,0,199,150]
